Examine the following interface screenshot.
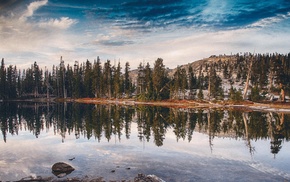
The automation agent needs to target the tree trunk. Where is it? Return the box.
[208,69,211,100]
[280,87,285,102]
[243,57,253,100]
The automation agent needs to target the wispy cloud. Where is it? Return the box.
[85,0,290,32]
[247,12,290,28]
[1,0,290,70]
[20,0,48,21]
[93,40,134,46]
[38,17,78,29]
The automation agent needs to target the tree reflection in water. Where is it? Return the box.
[0,102,290,156]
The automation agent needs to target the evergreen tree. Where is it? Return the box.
[33,62,42,97]
[103,60,112,98]
[57,57,66,98]
[65,65,74,98]
[144,62,154,100]
[23,67,34,97]
[72,61,83,98]
[0,59,6,99]
[249,86,263,102]
[188,66,197,99]
[137,62,145,96]
[84,59,93,97]
[124,62,131,98]
[197,86,203,100]
[208,65,223,100]
[113,62,122,98]
[6,65,17,99]
[181,68,188,99]
[229,86,243,102]
[173,66,181,99]
[92,57,103,98]
[152,58,169,100]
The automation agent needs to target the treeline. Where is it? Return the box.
[0,57,135,100]
[137,52,290,101]
[0,52,290,101]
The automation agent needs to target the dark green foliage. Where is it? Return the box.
[153,58,170,100]
[197,86,204,100]
[208,65,224,100]
[249,86,263,102]
[113,62,122,98]
[103,60,113,98]
[229,86,243,102]
[84,60,94,97]
[188,66,197,99]
[92,57,103,98]
[124,62,131,98]
[0,59,6,99]
[6,65,17,99]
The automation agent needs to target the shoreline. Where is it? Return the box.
[74,98,290,112]
[3,97,290,112]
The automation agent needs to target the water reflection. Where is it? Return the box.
[0,102,289,156]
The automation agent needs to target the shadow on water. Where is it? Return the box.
[1,102,289,157]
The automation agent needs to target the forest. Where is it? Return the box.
[0,52,290,102]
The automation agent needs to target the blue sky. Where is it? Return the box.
[1,0,290,69]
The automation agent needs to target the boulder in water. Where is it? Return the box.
[52,162,75,178]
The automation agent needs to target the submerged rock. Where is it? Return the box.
[52,162,75,178]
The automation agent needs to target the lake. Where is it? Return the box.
[0,102,289,181]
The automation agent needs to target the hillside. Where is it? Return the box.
[131,53,290,102]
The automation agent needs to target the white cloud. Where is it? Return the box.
[0,1,81,69]
[20,0,48,21]
[247,12,290,28]
[38,17,78,29]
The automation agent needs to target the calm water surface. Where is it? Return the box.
[0,102,289,181]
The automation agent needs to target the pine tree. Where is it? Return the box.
[58,57,66,98]
[152,58,169,100]
[33,62,42,98]
[113,62,122,98]
[6,65,17,99]
[229,86,243,102]
[137,63,145,97]
[181,68,188,99]
[0,59,6,99]
[188,66,196,99]
[65,65,74,98]
[72,61,83,98]
[23,67,34,97]
[173,66,181,99]
[84,59,93,97]
[208,65,223,100]
[103,60,112,98]
[92,57,103,98]
[144,62,154,100]
[124,62,131,98]
[197,86,203,100]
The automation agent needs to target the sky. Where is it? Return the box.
[0,0,290,70]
